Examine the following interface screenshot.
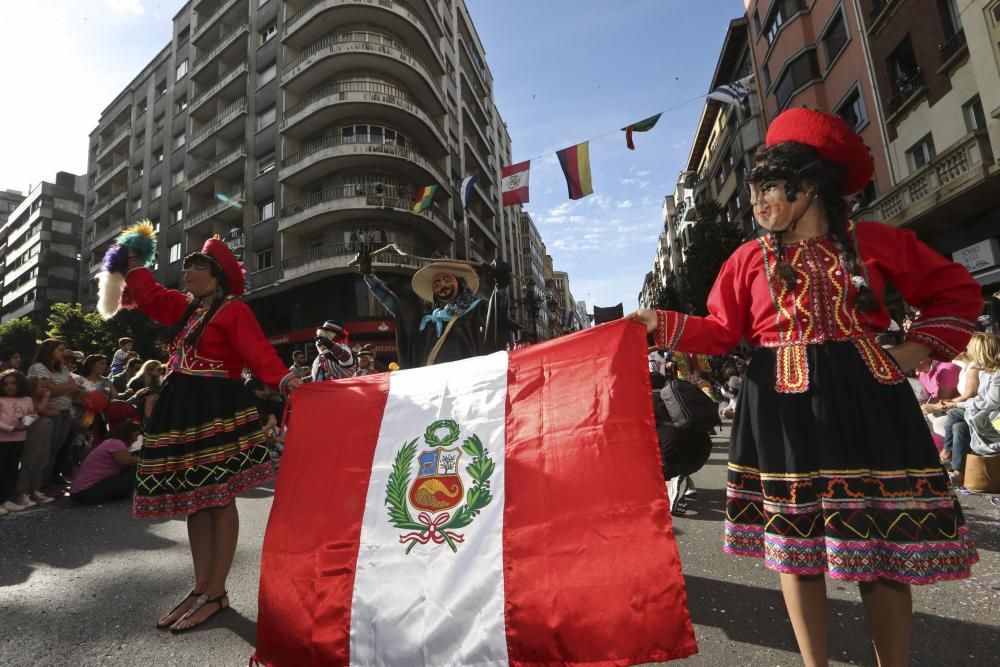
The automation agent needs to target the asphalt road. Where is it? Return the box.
[1,426,997,666]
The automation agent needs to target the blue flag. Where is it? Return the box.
[460,175,478,210]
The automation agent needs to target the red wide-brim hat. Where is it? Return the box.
[201,237,245,296]
[765,108,875,195]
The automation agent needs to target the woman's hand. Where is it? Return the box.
[626,308,658,334]
[886,341,932,374]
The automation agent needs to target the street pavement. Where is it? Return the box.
[1,425,997,666]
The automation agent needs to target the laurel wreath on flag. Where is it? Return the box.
[386,424,495,554]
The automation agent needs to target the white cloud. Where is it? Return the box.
[106,0,146,13]
[617,200,634,209]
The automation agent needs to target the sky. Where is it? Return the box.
[0,0,745,312]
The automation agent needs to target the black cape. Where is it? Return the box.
[394,298,501,369]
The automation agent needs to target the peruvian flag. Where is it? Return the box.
[501,160,531,206]
[253,321,697,667]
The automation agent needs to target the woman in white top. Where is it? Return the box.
[27,339,80,489]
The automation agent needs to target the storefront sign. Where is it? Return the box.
[953,238,1000,274]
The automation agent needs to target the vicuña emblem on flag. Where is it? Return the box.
[386,419,495,553]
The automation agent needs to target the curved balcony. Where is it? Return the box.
[186,144,246,189]
[283,0,443,71]
[279,136,448,190]
[88,190,128,222]
[188,97,247,151]
[281,80,446,152]
[281,36,444,113]
[191,22,249,81]
[278,185,452,240]
[96,126,130,160]
[281,241,426,283]
[190,63,248,117]
[91,159,129,193]
[185,188,245,231]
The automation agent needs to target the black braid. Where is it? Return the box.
[771,232,797,289]
[752,143,881,312]
[160,257,232,347]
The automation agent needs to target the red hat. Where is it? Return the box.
[765,108,875,196]
[201,237,245,296]
[104,400,141,426]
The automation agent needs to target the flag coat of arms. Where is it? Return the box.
[501,160,530,206]
[253,321,697,666]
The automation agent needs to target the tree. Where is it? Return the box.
[0,317,41,364]
[103,308,166,361]
[653,274,686,313]
[47,303,114,355]
[682,201,744,316]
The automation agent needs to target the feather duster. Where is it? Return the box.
[96,220,158,319]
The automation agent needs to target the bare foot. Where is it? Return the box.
[157,591,203,629]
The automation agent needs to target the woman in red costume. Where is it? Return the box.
[124,238,301,633]
[631,108,981,666]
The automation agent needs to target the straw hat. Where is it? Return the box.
[411,261,479,302]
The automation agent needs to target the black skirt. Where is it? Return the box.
[726,341,978,584]
[133,373,274,519]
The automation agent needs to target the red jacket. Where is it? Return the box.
[125,268,290,391]
[654,221,982,393]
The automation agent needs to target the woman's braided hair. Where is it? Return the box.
[161,253,231,348]
[751,142,880,313]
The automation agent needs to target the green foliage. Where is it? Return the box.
[46,303,113,355]
[103,309,164,361]
[653,274,686,313]
[682,202,745,316]
[442,435,494,534]
[385,439,423,532]
[0,317,41,363]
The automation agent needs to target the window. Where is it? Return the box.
[171,169,184,186]
[174,132,186,149]
[155,149,164,163]
[939,0,962,37]
[259,22,277,45]
[169,242,182,263]
[176,96,188,113]
[256,247,274,271]
[834,87,867,130]
[259,0,270,5]
[887,37,920,87]
[135,165,144,178]
[763,0,806,45]
[257,153,276,175]
[177,26,190,44]
[258,62,276,86]
[258,200,275,221]
[151,183,162,199]
[962,95,986,131]
[256,105,276,131]
[176,59,188,80]
[137,100,147,114]
[157,81,167,97]
[906,134,936,173]
[821,11,848,66]
[752,9,761,36]
[773,49,819,109]
[132,197,142,212]
[173,208,184,224]
[761,63,771,89]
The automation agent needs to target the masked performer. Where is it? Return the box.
[629,108,981,666]
[311,320,354,382]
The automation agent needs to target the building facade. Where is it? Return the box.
[745,0,893,207]
[82,0,531,359]
[858,0,1000,287]
[516,210,549,341]
[1,173,87,325]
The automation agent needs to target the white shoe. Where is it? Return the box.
[14,495,37,508]
[683,477,698,498]
[31,492,55,504]
[0,506,8,516]
[2,500,27,512]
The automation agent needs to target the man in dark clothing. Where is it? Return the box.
[360,257,502,368]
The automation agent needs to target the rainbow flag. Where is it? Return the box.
[555,141,593,201]
[412,185,438,213]
[622,113,661,150]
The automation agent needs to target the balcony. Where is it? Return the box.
[885,69,926,118]
[279,136,448,190]
[281,80,446,150]
[281,241,425,282]
[278,185,452,239]
[88,190,128,221]
[280,35,444,112]
[192,0,241,42]
[873,130,995,228]
[191,22,249,79]
[188,97,247,149]
[939,29,967,66]
[185,188,245,230]
[867,0,901,34]
[191,63,247,115]
[88,222,125,249]
[96,126,130,159]
[187,144,247,188]
[91,159,129,192]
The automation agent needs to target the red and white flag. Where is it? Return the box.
[253,321,697,667]
[501,160,530,206]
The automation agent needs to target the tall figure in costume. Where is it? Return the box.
[97,225,301,633]
[360,256,502,368]
[311,320,354,382]
[630,108,981,666]
[353,344,380,376]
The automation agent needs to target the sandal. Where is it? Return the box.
[170,592,230,634]
[156,590,204,629]
[939,449,952,463]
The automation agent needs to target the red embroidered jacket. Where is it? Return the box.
[654,222,982,393]
[125,268,291,391]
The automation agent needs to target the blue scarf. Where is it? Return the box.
[419,279,482,338]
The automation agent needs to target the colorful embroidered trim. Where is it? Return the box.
[774,343,809,393]
[134,459,274,519]
[852,336,905,385]
[654,310,687,352]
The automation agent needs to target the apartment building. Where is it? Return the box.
[517,211,549,340]
[0,189,25,227]
[82,0,528,358]
[746,0,892,206]
[1,173,86,325]
[858,0,1000,286]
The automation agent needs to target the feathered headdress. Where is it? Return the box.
[97,220,157,319]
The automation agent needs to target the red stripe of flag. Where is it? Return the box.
[254,374,391,666]
[503,323,698,665]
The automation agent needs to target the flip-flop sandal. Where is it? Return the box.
[170,592,230,635]
[156,590,204,630]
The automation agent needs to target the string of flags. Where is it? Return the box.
[411,75,754,212]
